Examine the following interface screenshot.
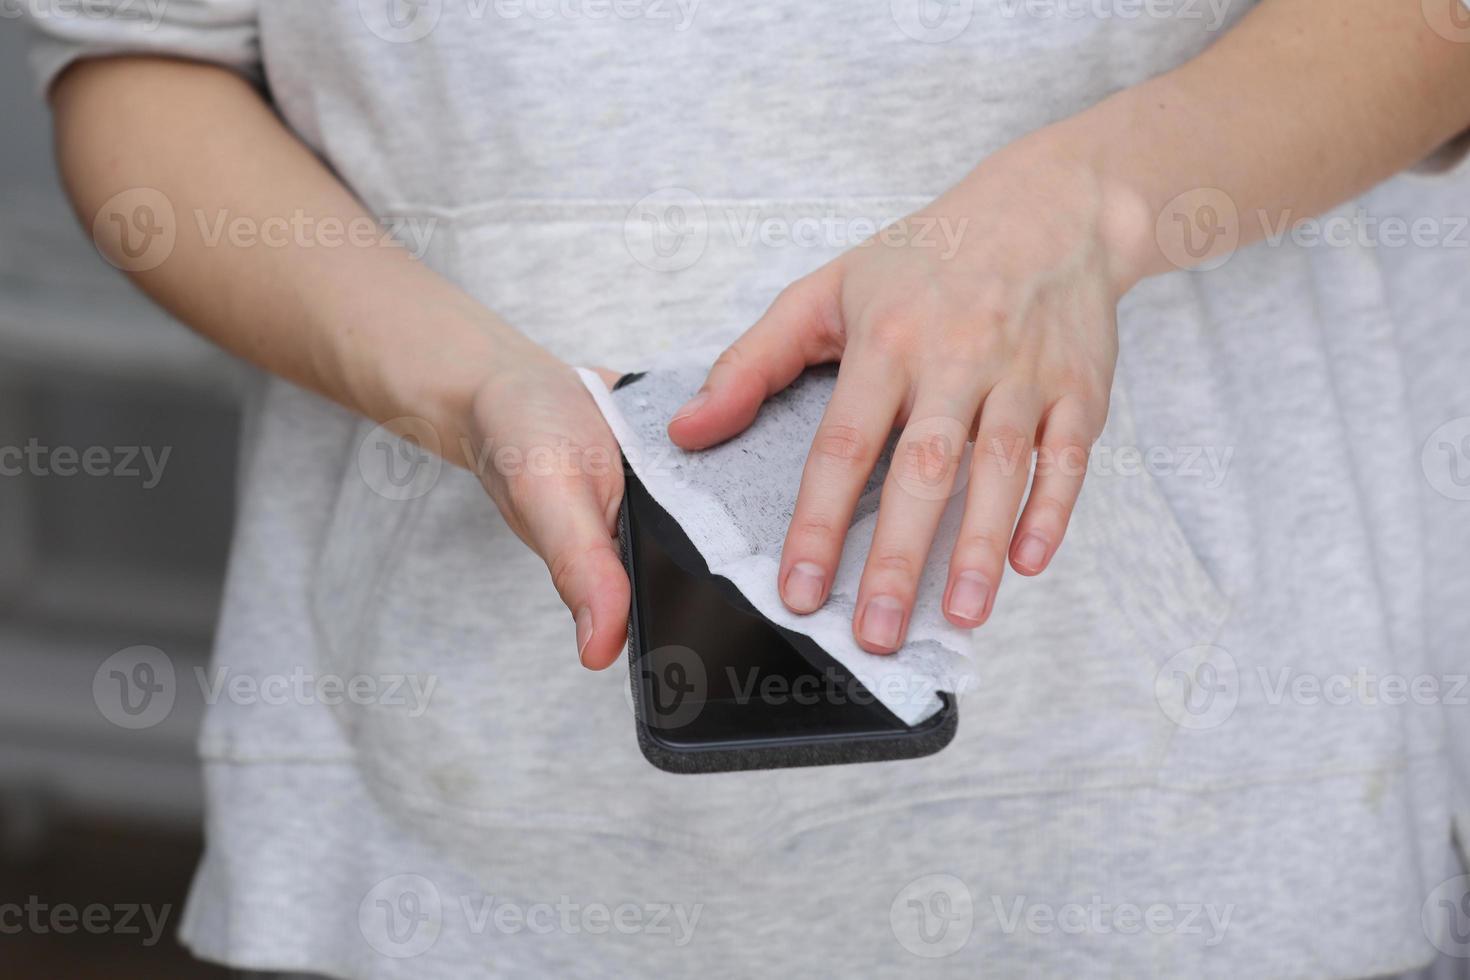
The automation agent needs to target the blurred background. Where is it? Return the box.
[1,18,241,977]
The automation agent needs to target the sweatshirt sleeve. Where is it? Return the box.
[19,0,261,96]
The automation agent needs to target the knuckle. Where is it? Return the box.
[774,280,808,312]
[1056,390,1110,436]
[867,548,919,580]
[1049,364,1088,395]
[976,423,1033,471]
[546,543,599,599]
[970,274,1012,315]
[711,344,747,376]
[974,301,1010,336]
[894,430,962,486]
[954,530,1008,568]
[1056,364,1108,405]
[929,327,998,370]
[1037,440,1091,479]
[790,512,841,543]
[811,422,871,466]
[964,282,1015,335]
[782,274,847,353]
[1025,492,1074,527]
[862,310,919,354]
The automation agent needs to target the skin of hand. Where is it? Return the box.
[668,151,1142,652]
[467,357,630,669]
[50,57,631,670]
[668,0,1470,654]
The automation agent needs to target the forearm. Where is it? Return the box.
[1041,0,1470,283]
[51,56,533,468]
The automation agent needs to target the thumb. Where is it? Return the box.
[525,486,630,671]
[667,267,844,450]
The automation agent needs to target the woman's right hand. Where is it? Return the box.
[463,348,629,670]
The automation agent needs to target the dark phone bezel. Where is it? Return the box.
[617,458,957,775]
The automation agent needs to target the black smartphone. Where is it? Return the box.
[614,379,957,773]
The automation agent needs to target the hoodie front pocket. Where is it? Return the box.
[908,377,1233,801]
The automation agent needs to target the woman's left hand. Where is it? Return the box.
[667,138,1149,653]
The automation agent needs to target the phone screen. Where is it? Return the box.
[624,472,913,748]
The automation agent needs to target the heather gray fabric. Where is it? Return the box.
[21,1,1470,976]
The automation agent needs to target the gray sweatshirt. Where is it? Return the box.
[21,1,1470,976]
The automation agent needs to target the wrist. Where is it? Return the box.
[348,293,541,471]
[1017,112,1157,298]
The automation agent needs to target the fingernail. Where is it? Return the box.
[859,595,905,650]
[575,607,594,665]
[1014,533,1049,572]
[671,391,709,424]
[783,561,826,613]
[947,571,990,623]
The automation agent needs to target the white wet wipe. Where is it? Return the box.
[578,350,977,725]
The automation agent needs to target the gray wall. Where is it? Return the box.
[0,18,245,834]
